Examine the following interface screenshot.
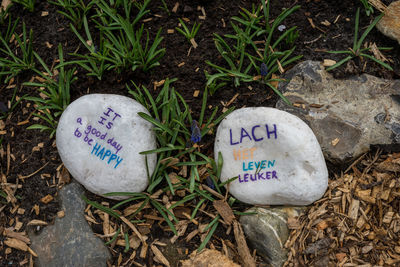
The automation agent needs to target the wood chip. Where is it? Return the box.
[233,221,256,267]
[323,59,337,67]
[1,0,11,10]
[348,199,359,221]
[167,29,174,34]
[172,2,179,13]
[151,244,170,267]
[27,219,48,226]
[41,11,48,16]
[193,90,200,97]
[40,194,53,204]
[178,62,185,67]
[190,38,198,48]
[331,138,340,147]
[213,200,235,225]
[4,238,28,251]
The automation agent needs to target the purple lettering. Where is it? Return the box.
[249,174,256,181]
[238,174,244,183]
[106,122,113,130]
[74,128,82,138]
[257,172,265,180]
[240,128,252,143]
[230,129,239,145]
[98,117,106,125]
[272,171,278,179]
[266,124,277,139]
[112,113,121,121]
[251,125,263,142]
[104,107,113,117]
[244,173,249,182]
[266,172,271,179]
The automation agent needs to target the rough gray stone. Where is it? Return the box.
[29,182,111,267]
[240,207,304,267]
[276,60,400,163]
[377,1,400,45]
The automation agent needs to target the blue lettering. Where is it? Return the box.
[102,150,112,160]
[97,147,105,158]
[268,160,275,168]
[108,154,117,164]
[91,143,101,155]
[248,161,253,170]
[114,157,123,168]
[261,160,266,169]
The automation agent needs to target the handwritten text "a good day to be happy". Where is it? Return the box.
[229,124,278,183]
[74,107,124,169]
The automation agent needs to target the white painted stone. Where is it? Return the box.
[56,94,156,199]
[214,107,328,205]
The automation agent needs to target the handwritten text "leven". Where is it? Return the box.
[230,124,277,145]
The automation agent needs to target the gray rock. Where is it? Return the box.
[29,182,111,267]
[276,60,400,163]
[240,207,304,267]
[377,1,400,45]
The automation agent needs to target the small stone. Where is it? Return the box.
[214,107,328,205]
[377,1,400,44]
[56,94,156,199]
[276,61,400,163]
[240,207,305,267]
[29,182,111,267]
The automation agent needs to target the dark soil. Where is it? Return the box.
[1,0,399,266]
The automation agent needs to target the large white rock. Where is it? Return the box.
[56,94,156,199]
[214,107,328,205]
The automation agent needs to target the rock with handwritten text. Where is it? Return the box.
[56,94,156,199]
[214,107,328,205]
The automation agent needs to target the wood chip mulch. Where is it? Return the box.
[284,149,400,267]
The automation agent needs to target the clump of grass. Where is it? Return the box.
[24,44,77,138]
[175,18,201,48]
[11,0,35,12]
[205,0,302,104]
[49,0,96,29]
[325,8,392,71]
[0,21,35,83]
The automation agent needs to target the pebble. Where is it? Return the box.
[377,1,400,45]
[214,107,328,205]
[56,94,156,199]
[29,182,111,267]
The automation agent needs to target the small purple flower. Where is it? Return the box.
[191,120,201,143]
[205,176,216,190]
[260,63,268,77]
